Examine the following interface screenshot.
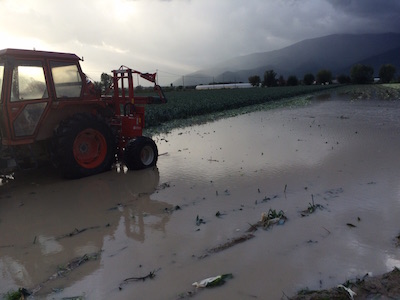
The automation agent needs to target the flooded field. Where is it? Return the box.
[1,94,400,299]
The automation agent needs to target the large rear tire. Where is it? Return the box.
[54,113,115,179]
[124,137,158,170]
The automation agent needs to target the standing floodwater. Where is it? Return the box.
[1,95,400,299]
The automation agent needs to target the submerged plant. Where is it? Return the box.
[301,195,324,217]
[266,208,285,219]
[3,288,31,300]
[395,234,400,247]
[4,290,22,300]
[259,208,287,228]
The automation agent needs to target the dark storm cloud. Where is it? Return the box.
[328,0,400,16]
[323,0,400,33]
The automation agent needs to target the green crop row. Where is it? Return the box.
[335,83,400,100]
[382,83,400,90]
[145,85,339,128]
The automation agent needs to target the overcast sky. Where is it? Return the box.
[1,0,399,85]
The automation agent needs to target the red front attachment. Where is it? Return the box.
[111,66,166,112]
[109,66,166,155]
[121,106,145,138]
[138,72,156,83]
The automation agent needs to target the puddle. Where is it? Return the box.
[1,95,400,299]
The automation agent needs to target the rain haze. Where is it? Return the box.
[0,0,399,85]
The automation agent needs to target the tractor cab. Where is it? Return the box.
[0,48,96,146]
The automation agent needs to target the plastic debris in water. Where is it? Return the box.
[192,274,233,288]
[115,163,128,174]
[337,284,356,300]
[0,173,14,186]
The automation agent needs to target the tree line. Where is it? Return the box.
[93,63,397,91]
[248,64,397,87]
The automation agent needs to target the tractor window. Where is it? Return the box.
[13,102,47,136]
[51,62,82,98]
[11,62,48,102]
[0,63,4,103]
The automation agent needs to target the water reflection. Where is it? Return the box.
[149,96,400,299]
[154,108,341,183]
[0,167,172,296]
[386,255,400,270]
[155,95,400,187]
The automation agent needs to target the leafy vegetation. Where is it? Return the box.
[301,195,324,217]
[245,208,288,233]
[336,83,400,100]
[3,290,22,300]
[383,83,400,90]
[144,85,339,130]
[142,83,400,137]
[259,208,287,229]
[2,288,30,300]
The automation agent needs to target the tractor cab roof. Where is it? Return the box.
[0,48,81,61]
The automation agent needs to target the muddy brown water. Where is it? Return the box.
[1,95,400,299]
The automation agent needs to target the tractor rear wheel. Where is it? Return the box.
[124,136,158,170]
[54,113,115,179]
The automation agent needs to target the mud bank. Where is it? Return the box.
[1,94,400,299]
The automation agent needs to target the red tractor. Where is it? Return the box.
[0,48,167,179]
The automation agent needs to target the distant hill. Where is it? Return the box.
[178,33,400,86]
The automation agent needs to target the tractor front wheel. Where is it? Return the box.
[54,113,115,179]
[124,137,158,170]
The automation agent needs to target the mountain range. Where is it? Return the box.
[178,32,400,86]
